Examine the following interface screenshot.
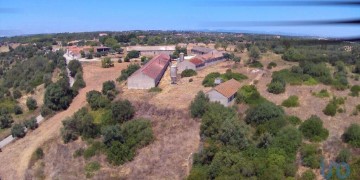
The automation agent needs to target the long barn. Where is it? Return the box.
[127,54,171,89]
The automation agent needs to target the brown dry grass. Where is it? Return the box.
[0,61,129,180]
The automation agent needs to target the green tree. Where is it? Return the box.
[249,46,261,62]
[245,102,284,125]
[24,117,38,130]
[11,123,26,138]
[299,115,329,142]
[44,81,73,111]
[0,113,14,129]
[106,141,133,165]
[13,105,23,115]
[12,89,22,99]
[102,80,116,95]
[26,97,38,110]
[102,125,124,146]
[190,91,210,118]
[300,170,316,180]
[68,60,82,77]
[111,100,135,123]
[86,90,110,110]
[125,51,140,62]
[181,69,197,78]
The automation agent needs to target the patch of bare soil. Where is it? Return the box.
[0,62,129,180]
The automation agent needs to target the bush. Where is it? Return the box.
[300,170,316,180]
[267,62,277,69]
[13,105,23,115]
[267,81,286,94]
[281,96,299,108]
[312,89,330,98]
[12,89,22,99]
[102,80,116,95]
[106,141,134,165]
[111,100,135,123]
[40,106,54,117]
[286,116,302,126]
[125,50,140,62]
[44,78,74,111]
[34,148,44,160]
[148,87,162,93]
[245,102,284,125]
[336,148,351,163]
[181,69,197,78]
[86,91,110,110]
[0,113,14,129]
[190,91,210,118]
[85,161,101,178]
[236,85,267,106]
[24,117,38,130]
[300,144,322,169]
[101,57,114,68]
[299,115,329,142]
[11,123,26,138]
[202,72,221,87]
[117,64,140,81]
[350,85,360,96]
[343,124,360,147]
[323,97,345,116]
[26,97,38,110]
[202,71,247,87]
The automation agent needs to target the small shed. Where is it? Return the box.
[206,79,242,107]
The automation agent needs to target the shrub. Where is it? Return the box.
[236,85,267,105]
[300,170,316,180]
[190,91,210,118]
[125,50,140,62]
[267,62,277,69]
[102,80,116,95]
[281,96,299,108]
[245,102,284,125]
[24,117,38,130]
[300,144,322,169]
[101,57,114,68]
[249,61,263,68]
[267,81,286,94]
[181,69,197,78]
[12,89,22,99]
[202,71,247,87]
[0,113,14,129]
[111,100,135,123]
[312,89,330,98]
[323,97,345,116]
[336,148,351,163]
[286,116,302,126]
[202,72,221,87]
[350,85,360,96]
[106,141,134,165]
[40,106,54,117]
[148,87,162,93]
[26,97,38,110]
[34,148,44,160]
[86,91,110,110]
[13,105,23,115]
[299,115,329,142]
[343,124,360,147]
[85,161,101,178]
[11,123,26,138]
[117,64,140,81]
[189,78,193,82]
[83,141,105,159]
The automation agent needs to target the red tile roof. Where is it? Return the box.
[213,79,242,98]
[190,58,205,65]
[132,54,170,79]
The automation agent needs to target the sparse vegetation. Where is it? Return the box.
[312,89,330,98]
[148,87,162,93]
[300,143,322,169]
[101,57,114,68]
[85,161,101,178]
[323,97,346,116]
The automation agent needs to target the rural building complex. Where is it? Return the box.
[126,45,176,56]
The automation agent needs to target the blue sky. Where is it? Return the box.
[1,0,360,37]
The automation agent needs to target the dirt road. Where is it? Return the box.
[0,62,129,180]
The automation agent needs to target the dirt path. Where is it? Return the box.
[0,62,129,180]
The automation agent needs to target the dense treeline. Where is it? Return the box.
[61,81,153,166]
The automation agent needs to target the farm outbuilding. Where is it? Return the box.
[206,79,242,107]
[191,46,214,55]
[126,45,176,57]
[177,50,225,73]
[127,54,171,89]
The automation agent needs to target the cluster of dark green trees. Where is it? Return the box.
[188,86,336,179]
[117,64,141,82]
[61,81,153,165]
